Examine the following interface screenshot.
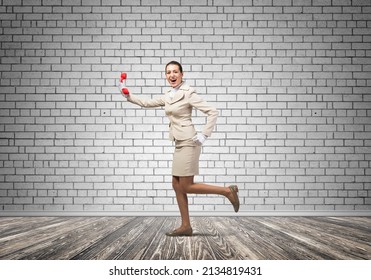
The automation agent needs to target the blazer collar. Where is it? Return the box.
[166,82,189,104]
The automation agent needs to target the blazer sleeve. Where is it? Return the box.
[126,93,165,108]
[188,90,218,137]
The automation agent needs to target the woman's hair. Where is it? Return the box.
[165,61,183,73]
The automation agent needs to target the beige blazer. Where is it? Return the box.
[126,83,218,141]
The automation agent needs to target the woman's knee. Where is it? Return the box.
[179,176,194,193]
[172,176,182,193]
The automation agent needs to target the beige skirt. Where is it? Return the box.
[172,138,201,177]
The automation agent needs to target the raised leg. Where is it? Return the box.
[167,176,239,236]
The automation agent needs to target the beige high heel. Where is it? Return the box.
[165,227,193,237]
[228,185,240,213]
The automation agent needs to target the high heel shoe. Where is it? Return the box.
[228,185,240,213]
[165,227,193,237]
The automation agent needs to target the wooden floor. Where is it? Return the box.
[0,216,370,260]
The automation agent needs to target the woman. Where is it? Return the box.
[119,61,239,236]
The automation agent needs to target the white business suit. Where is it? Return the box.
[126,82,218,176]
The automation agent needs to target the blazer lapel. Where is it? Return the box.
[165,89,172,104]
[170,90,184,104]
[167,83,189,104]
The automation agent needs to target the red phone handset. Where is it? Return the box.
[120,72,127,82]
[120,72,129,96]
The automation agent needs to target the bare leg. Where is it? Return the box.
[171,176,192,232]
[179,176,236,203]
[170,176,237,233]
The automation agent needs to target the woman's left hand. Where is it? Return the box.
[192,134,207,146]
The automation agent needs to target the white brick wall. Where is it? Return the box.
[1,0,370,215]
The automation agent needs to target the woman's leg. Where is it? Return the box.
[177,176,237,215]
[171,176,192,231]
[179,176,235,201]
[170,175,239,234]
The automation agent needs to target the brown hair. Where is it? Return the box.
[165,61,183,73]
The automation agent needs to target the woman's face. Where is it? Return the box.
[166,64,183,88]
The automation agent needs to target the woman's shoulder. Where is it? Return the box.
[179,83,196,94]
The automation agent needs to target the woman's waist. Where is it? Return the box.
[174,137,197,147]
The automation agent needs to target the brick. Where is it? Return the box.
[0,0,370,214]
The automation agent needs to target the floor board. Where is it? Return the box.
[0,216,370,260]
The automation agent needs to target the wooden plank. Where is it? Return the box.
[151,217,194,260]
[192,217,243,260]
[284,217,371,259]
[250,217,340,259]
[243,217,370,259]
[136,217,179,260]
[0,216,370,260]
[0,217,71,240]
[70,217,145,260]
[0,217,92,259]
[210,217,263,259]
[35,217,135,260]
[113,217,167,260]
[222,217,292,259]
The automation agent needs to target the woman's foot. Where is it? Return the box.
[165,226,193,237]
[226,185,240,212]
